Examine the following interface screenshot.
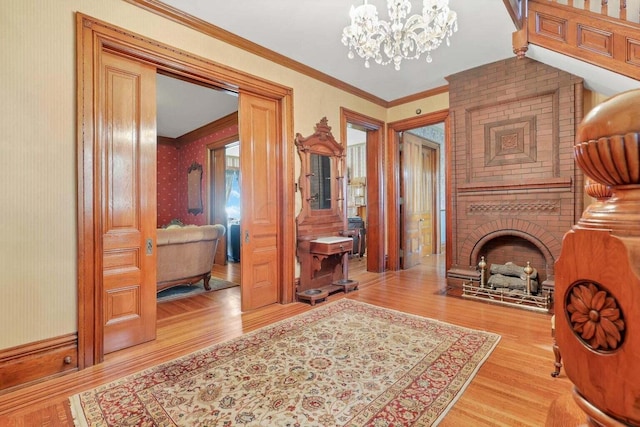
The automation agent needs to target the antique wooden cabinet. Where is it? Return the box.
[295,118,358,305]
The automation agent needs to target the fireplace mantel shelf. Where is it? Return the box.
[457,177,572,194]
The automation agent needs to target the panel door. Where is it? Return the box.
[100,52,157,353]
[239,92,279,311]
[400,133,423,269]
[419,144,437,257]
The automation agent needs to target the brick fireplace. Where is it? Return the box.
[445,57,585,295]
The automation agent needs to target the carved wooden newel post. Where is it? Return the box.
[555,89,640,426]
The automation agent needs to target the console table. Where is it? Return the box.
[296,236,359,305]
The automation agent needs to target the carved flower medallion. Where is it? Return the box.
[566,281,625,351]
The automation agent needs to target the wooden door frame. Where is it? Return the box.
[386,110,451,271]
[207,134,239,266]
[77,13,294,368]
[340,108,386,272]
[424,140,441,255]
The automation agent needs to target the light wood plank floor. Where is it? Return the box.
[0,255,575,426]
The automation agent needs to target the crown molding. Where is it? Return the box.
[176,111,238,146]
[387,85,449,107]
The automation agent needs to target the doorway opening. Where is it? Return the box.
[77,14,294,367]
[386,110,451,272]
[398,125,445,270]
[156,73,240,301]
[207,138,242,285]
[340,108,385,273]
[346,124,367,265]
[224,143,241,265]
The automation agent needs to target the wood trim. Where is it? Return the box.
[157,136,176,145]
[457,177,573,193]
[279,93,296,304]
[387,85,449,107]
[0,334,78,393]
[386,110,450,271]
[123,0,389,107]
[205,134,239,151]
[340,108,386,273]
[76,13,100,369]
[528,0,640,80]
[84,17,293,100]
[177,111,238,146]
[444,114,453,272]
[77,12,295,367]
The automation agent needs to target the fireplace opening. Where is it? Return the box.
[479,235,547,285]
[461,233,553,312]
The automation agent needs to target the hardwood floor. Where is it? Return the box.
[0,255,575,426]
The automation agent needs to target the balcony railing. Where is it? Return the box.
[550,0,639,24]
[510,0,640,80]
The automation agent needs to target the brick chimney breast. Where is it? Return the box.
[445,57,585,295]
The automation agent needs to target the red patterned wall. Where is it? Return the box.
[157,124,238,227]
[157,143,181,227]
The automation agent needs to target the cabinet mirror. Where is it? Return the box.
[295,117,345,231]
[309,153,332,210]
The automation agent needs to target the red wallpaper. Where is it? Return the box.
[157,124,238,227]
[157,143,181,227]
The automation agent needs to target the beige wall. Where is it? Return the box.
[0,0,448,350]
[386,93,449,122]
[583,89,610,115]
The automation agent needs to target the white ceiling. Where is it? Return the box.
[156,74,238,138]
[161,0,517,101]
[156,0,640,138]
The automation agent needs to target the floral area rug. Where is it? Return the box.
[69,299,500,426]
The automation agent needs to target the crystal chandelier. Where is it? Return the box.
[341,0,458,70]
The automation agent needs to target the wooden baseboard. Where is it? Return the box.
[0,333,78,393]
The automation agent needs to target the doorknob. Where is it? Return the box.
[244,230,250,243]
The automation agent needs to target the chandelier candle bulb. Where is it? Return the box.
[342,0,457,70]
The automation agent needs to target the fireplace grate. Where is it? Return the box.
[461,282,551,313]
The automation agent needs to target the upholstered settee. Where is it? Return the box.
[156,224,226,293]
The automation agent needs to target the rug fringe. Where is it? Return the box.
[68,395,89,427]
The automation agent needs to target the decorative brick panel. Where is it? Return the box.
[446,57,584,290]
